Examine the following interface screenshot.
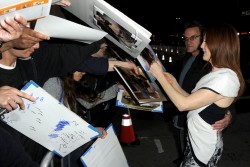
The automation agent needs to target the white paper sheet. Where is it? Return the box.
[35,15,107,44]
[1,80,100,157]
[0,0,52,22]
[81,124,129,167]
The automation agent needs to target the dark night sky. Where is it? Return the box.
[105,0,245,38]
[105,0,250,80]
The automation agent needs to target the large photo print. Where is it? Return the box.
[114,66,167,104]
[64,0,151,58]
[93,10,137,49]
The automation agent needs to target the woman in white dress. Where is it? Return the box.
[150,23,245,167]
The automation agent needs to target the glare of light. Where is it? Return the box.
[162,55,165,61]
[169,57,172,63]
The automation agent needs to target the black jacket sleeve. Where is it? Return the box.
[77,56,109,76]
[30,39,107,86]
[182,52,210,93]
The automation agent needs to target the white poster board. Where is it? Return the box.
[0,0,52,22]
[81,124,129,167]
[63,0,151,58]
[35,15,107,44]
[1,80,100,157]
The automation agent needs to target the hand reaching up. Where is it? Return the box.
[149,61,164,79]
[0,15,27,42]
[7,27,49,50]
[55,0,71,6]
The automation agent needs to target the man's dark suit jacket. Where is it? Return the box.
[174,50,210,128]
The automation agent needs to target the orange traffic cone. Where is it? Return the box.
[119,114,140,145]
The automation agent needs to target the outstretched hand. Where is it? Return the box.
[117,83,126,90]
[109,60,139,75]
[0,15,27,42]
[127,61,139,75]
[212,111,231,132]
[8,27,49,50]
[0,86,35,111]
[96,127,107,139]
[149,61,164,79]
[55,0,71,6]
